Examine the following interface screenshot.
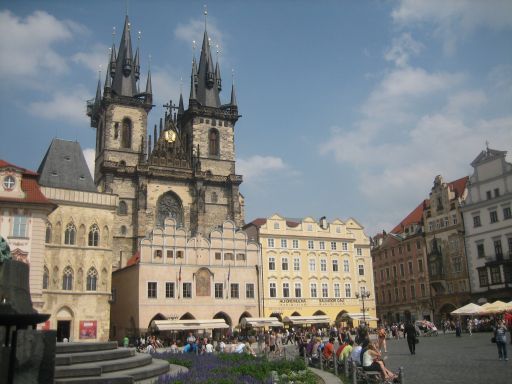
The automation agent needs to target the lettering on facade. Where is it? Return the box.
[279,298,306,304]
[319,298,345,303]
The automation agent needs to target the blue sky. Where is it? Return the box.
[1,0,511,236]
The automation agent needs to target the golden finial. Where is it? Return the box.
[203,4,208,29]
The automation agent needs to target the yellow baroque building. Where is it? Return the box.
[244,214,377,326]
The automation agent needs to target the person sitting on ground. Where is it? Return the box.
[244,342,256,356]
[323,337,335,361]
[170,340,179,354]
[362,343,398,381]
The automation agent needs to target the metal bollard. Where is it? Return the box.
[319,353,323,370]
[398,366,404,384]
[333,353,338,376]
[352,361,357,384]
[344,358,349,377]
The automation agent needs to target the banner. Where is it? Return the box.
[79,320,97,339]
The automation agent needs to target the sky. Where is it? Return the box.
[1,0,511,236]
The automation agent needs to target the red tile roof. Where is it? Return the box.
[391,200,426,234]
[247,218,301,228]
[448,176,468,198]
[126,251,140,267]
[0,159,53,206]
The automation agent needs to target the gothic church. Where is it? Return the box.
[87,15,244,268]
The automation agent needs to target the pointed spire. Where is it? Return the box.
[196,28,221,107]
[153,124,157,148]
[178,92,184,116]
[230,69,237,107]
[148,134,152,156]
[145,67,152,104]
[159,118,163,135]
[134,30,141,81]
[104,62,112,91]
[110,28,117,77]
[189,55,197,101]
[111,15,137,97]
[215,61,221,92]
[94,73,102,106]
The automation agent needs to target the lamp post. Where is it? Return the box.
[355,291,371,324]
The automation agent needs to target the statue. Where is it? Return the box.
[0,235,12,262]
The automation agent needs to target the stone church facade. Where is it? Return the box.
[87,15,243,269]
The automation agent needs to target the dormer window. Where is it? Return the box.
[2,175,15,191]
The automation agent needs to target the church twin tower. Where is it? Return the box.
[87,14,243,266]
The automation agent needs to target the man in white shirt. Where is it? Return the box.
[350,345,363,365]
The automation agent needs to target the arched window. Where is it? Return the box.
[156,191,184,227]
[62,266,73,290]
[120,225,127,235]
[43,266,49,289]
[86,267,98,291]
[45,223,52,244]
[64,223,76,245]
[208,129,219,156]
[118,201,128,215]
[121,118,132,149]
[88,224,100,247]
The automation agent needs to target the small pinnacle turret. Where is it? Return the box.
[190,57,197,101]
[145,69,152,104]
[230,82,237,108]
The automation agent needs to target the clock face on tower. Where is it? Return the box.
[3,175,15,191]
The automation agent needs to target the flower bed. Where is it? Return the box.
[155,352,320,384]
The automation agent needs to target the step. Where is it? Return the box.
[56,341,119,354]
[55,354,153,378]
[56,347,135,366]
[54,359,172,384]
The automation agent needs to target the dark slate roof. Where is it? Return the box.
[195,30,221,108]
[37,139,96,192]
[111,15,138,97]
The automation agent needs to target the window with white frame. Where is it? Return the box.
[215,283,223,298]
[86,267,98,291]
[307,224,313,231]
[308,240,314,249]
[309,259,316,272]
[343,260,349,272]
[12,215,28,237]
[246,283,255,299]
[230,283,239,299]
[334,283,341,297]
[147,282,157,298]
[269,282,276,298]
[322,283,328,297]
[269,257,275,271]
[342,242,348,251]
[320,259,327,272]
[330,241,337,250]
[358,264,365,276]
[166,282,175,298]
[292,239,299,249]
[319,241,325,250]
[310,283,317,298]
[293,258,300,271]
[267,238,275,248]
[332,259,338,272]
[282,257,289,271]
[345,283,351,297]
[282,282,290,298]
[274,222,280,230]
[356,248,362,256]
[183,282,192,298]
[62,266,73,290]
[281,239,287,248]
[294,283,302,297]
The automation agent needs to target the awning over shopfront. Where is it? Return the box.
[341,313,379,322]
[240,317,283,328]
[282,315,330,325]
[150,319,229,331]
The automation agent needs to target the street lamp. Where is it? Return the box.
[355,290,371,324]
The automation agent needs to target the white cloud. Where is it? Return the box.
[175,18,225,50]
[72,43,109,75]
[384,33,424,67]
[0,10,83,78]
[237,155,288,182]
[82,148,95,177]
[392,0,512,54]
[321,59,512,235]
[28,89,89,124]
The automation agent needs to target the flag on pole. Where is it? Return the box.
[227,265,231,282]
[178,266,182,299]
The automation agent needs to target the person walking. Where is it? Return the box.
[404,320,418,355]
[494,320,508,361]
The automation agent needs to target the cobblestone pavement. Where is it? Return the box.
[279,332,512,384]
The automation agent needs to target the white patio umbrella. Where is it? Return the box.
[450,303,483,316]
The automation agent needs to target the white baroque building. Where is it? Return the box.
[462,147,512,302]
